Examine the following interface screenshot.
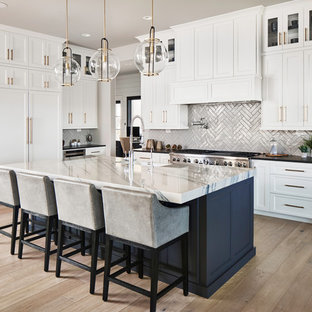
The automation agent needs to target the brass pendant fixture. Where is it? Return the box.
[89,0,120,82]
[54,0,81,86]
[134,0,168,76]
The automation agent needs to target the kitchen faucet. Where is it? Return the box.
[129,115,145,166]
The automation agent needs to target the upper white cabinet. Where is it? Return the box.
[0,65,28,90]
[82,79,98,128]
[29,37,62,70]
[29,69,61,92]
[171,6,262,104]
[213,20,234,78]
[0,30,28,67]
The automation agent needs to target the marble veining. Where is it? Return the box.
[0,156,254,204]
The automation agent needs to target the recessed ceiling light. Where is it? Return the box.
[81,33,91,38]
[143,16,152,21]
[0,2,8,8]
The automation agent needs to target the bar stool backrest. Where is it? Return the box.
[16,172,57,216]
[102,186,189,248]
[0,169,20,207]
[54,179,104,231]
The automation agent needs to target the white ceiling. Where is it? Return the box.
[0,0,291,49]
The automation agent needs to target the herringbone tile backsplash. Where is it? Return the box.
[146,102,312,156]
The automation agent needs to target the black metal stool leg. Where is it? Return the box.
[10,206,19,255]
[150,249,159,312]
[53,217,58,246]
[125,245,131,274]
[44,216,53,272]
[56,221,64,277]
[18,210,27,259]
[103,236,113,302]
[182,233,189,296]
[80,230,85,256]
[138,248,144,279]
[90,230,99,294]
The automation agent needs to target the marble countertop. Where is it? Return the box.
[0,156,254,204]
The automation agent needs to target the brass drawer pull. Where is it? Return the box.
[283,32,286,45]
[285,169,305,173]
[284,204,304,209]
[47,55,50,66]
[305,28,308,41]
[44,55,46,66]
[7,49,10,60]
[11,49,13,60]
[7,77,10,85]
[284,184,305,189]
[11,77,13,85]
[278,32,282,45]
[91,151,100,154]
[140,157,151,160]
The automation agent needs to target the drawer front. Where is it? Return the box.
[271,175,312,199]
[270,163,312,178]
[271,194,312,218]
[85,147,106,156]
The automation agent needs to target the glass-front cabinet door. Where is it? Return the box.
[304,6,312,46]
[264,12,283,52]
[283,7,303,49]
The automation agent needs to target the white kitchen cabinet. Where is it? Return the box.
[0,65,28,90]
[28,91,62,161]
[282,51,304,128]
[134,151,170,164]
[82,79,98,128]
[29,69,61,92]
[213,20,234,78]
[195,24,213,80]
[0,89,28,164]
[0,30,28,66]
[85,146,106,156]
[263,4,303,52]
[29,37,62,70]
[304,49,312,127]
[253,160,312,223]
[62,79,98,129]
[176,28,194,82]
[234,15,257,76]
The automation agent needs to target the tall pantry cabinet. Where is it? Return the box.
[0,24,63,164]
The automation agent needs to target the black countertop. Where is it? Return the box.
[63,144,106,151]
[252,154,312,164]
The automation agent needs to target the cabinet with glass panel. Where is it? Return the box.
[70,46,96,79]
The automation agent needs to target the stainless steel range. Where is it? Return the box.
[170,150,260,168]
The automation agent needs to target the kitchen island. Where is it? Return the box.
[0,155,255,298]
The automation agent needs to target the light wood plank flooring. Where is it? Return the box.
[1,205,312,311]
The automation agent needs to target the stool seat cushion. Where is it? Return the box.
[102,187,189,249]
[54,179,104,231]
[16,172,57,216]
[0,169,20,207]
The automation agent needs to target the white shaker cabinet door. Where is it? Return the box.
[282,51,304,128]
[195,24,213,80]
[28,91,62,161]
[213,20,234,78]
[304,49,312,128]
[176,28,195,82]
[7,67,28,90]
[9,32,28,67]
[29,69,45,91]
[234,14,257,76]
[29,37,45,68]
[262,54,283,128]
[0,89,28,164]
[45,40,62,70]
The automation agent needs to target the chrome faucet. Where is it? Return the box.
[129,115,145,166]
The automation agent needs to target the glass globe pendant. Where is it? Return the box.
[89,0,120,82]
[134,0,168,76]
[54,0,81,86]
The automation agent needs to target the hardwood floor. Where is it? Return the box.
[1,205,312,312]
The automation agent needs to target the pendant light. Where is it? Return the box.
[54,0,81,86]
[89,0,120,82]
[134,0,168,76]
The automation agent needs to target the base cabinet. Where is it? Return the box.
[252,160,312,222]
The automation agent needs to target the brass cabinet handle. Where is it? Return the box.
[284,184,305,189]
[47,55,50,66]
[70,113,73,124]
[44,55,46,66]
[47,81,49,88]
[283,32,286,45]
[162,111,164,123]
[284,204,304,209]
[305,28,308,41]
[279,32,282,45]
[7,49,9,60]
[68,113,70,124]
[285,169,305,173]
[26,117,29,144]
[283,107,287,121]
[165,111,168,123]
[84,113,87,124]
[44,81,46,88]
[11,77,13,85]
[29,118,33,144]
[279,106,283,122]
[7,77,10,85]
[150,111,152,123]
[11,49,13,61]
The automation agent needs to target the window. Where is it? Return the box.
[127,96,142,136]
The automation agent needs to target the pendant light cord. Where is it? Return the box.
[151,0,154,27]
[65,0,69,48]
[103,0,106,38]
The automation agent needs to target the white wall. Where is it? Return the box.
[116,73,141,137]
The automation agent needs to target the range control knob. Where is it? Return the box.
[209,161,215,165]
[237,162,242,167]
[183,158,187,163]
[187,159,191,163]
[228,161,233,166]
[243,163,247,168]
[215,161,220,165]
[224,161,228,166]
[177,158,180,162]
[194,159,199,164]
[172,158,176,162]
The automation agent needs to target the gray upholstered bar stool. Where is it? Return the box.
[0,168,21,255]
[53,179,105,294]
[16,172,58,272]
[101,186,189,312]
